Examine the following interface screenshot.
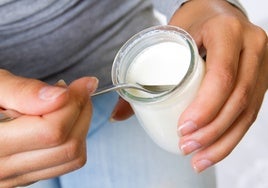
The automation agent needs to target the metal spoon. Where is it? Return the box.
[91,83,176,96]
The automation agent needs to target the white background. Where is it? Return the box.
[216,1,268,188]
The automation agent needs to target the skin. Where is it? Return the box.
[112,0,268,173]
[0,0,267,187]
[0,70,98,187]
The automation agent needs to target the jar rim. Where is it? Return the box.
[111,25,199,104]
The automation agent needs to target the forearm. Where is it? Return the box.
[181,0,247,17]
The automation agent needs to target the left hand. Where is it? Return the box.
[169,0,268,172]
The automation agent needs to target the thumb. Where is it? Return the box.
[110,97,134,121]
[0,70,69,115]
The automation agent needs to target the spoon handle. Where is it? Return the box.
[91,83,156,96]
[91,84,130,96]
[91,83,176,96]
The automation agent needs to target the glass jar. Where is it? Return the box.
[112,25,205,154]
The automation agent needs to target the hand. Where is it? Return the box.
[169,0,268,172]
[0,70,98,187]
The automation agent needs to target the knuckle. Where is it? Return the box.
[205,15,243,34]
[73,152,87,169]
[63,139,83,162]
[40,123,67,147]
[221,15,243,33]
[251,26,267,49]
[214,69,236,90]
[221,71,235,87]
[236,86,251,110]
[244,109,258,125]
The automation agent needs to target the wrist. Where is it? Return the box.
[169,0,247,27]
[181,0,247,17]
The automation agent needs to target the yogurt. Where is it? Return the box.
[126,41,190,98]
[112,25,205,154]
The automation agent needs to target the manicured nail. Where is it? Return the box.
[180,140,201,155]
[88,77,99,94]
[39,86,67,101]
[193,159,213,173]
[178,121,197,136]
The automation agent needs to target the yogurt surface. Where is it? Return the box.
[126,41,191,96]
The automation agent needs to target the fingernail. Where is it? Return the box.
[193,159,213,173]
[87,77,99,94]
[55,79,67,87]
[0,112,6,119]
[178,121,197,136]
[39,86,67,101]
[0,112,11,122]
[109,104,119,123]
[180,140,201,155]
[109,117,117,123]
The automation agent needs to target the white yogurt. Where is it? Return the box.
[126,42,190,98]
[127,42,190,85]
[112,26,205,154]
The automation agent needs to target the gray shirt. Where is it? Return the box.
[0,0,245,87]
[0,0,160,87]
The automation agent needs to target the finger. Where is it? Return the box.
[191,85,266,173]
[0,70,69,115]
[179,24,267,153]
[0,77,98,156]
[40,77,97,139]
[179,30,264,155]
[0,155,86,188]
[0,79,68,122]
[110,97,134,121]
[0,99,91,180]
[190,44,268,173]
[177,18,243,135]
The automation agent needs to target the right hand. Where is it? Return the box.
[0,69,98,187]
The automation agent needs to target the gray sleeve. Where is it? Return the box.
[151,0,187,21]
[152,0,247,21]
[225,0,247,17]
